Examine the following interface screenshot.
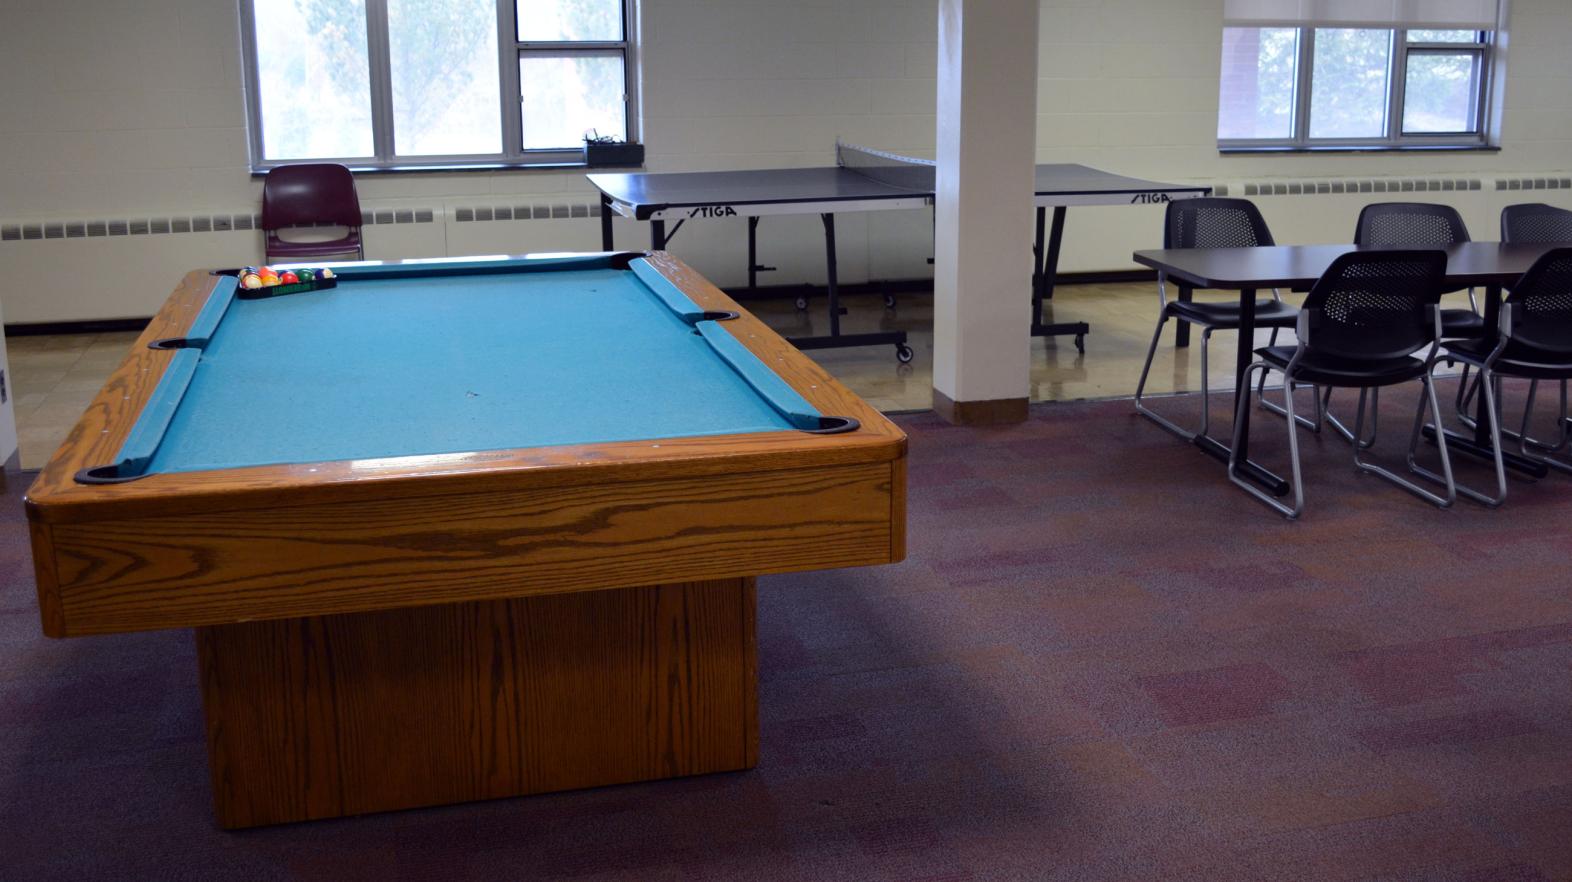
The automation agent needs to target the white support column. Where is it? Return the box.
[931,0,1040,425]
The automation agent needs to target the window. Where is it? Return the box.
[241,0,637,169]
[1218,27,1493,149]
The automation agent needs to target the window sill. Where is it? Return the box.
[1220,144,1500,156]
[249,160,645,177]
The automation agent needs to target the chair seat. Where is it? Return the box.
[1168,298,1298,329]
[1442,337,1572,380]
[1441,308,1486,338]
[265,231,362,259]
[1256,345,1428,388]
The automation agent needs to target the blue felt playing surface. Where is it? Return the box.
[140,261,813,474]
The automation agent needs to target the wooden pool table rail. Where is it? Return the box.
[28,253,906,639]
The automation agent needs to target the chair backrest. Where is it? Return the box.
[1163,197,1275,249]
[1501,203,1572,244]
[1353,202,1470,247]
[1301,250,1448,361]
[1503,247,1572,353]
[261,163,363,231]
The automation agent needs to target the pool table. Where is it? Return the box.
[26,251,906,828]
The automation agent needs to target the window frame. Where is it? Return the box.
[239,0,641,171]
[1218,27,1495,151]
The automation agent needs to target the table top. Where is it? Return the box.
[590,153,1208,217]
[1133,242,1569,289]
[26,251,905,524]
[123,255,832,478]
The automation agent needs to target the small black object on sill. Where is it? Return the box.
[583,132,644,168]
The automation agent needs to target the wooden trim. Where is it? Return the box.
[29,521,65,638]
[740,577,760,768]
[28,253,908,637]
[931,389,1029,426]
[44,462,896,636]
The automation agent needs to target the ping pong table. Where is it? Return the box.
[589,144,1210,360]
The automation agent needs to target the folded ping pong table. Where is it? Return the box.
[589,144,1209,361]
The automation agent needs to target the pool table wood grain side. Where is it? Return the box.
[27,253,907,639]
[198,578,758,829]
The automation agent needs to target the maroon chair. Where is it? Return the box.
[261,163,365,262]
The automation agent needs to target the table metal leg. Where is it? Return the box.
[1175,286,1193,348]
[1029,206,1089,353]
[783,213,910,361]
[599,194,614,251]
[1192,287,1290,496]
[1421,283,1549,479]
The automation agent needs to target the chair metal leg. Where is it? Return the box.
[1324,386,1379,449]
[1514,378,1572,474]
[1229,362,1304,519]
[1406,371,1457,505]
[1450,368,1511,507]
[1345,377,1453,508]
[1255,328,1323,433]
[1133,312,1198,442]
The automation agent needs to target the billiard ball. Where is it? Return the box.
[261,274,281,287]
[319,268,336,280]
[280,271,299,284]
[296,268,315,282]
[240,273,263,289]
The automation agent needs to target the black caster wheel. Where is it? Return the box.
[794,296,808,311]
[896,343,915,364]
[1074,334,1086,354]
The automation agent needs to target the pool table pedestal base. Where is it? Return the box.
[195,578,758,829]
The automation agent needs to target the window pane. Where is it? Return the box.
[1309,29,1392,140]
[1407,29,1479,43]
[252,0,373,159]
[519,54,625,149]
[1403,52,1481,133]
[388,0,502,156]
[517,0,622,42]
[1218,27,1298,140]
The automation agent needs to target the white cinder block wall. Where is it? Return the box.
[1,0,1570,324]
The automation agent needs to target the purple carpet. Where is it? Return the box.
[3,386,1571,881]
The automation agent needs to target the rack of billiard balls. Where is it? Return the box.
[236,265,338,299]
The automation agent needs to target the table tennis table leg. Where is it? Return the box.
[824,214,843,338]
[780,213,912,363]
[599,194,614,251]
[1029,206,1089,353]
[651,220,667,251]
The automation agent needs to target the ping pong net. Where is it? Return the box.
[835,142,939,192]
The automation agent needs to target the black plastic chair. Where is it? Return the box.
[1502,203,1572,244]
[1230,250,1454,518]
[262,163,365,262]
[1436,247,1572,506]
[1486,204,1572,450]
[1345,202,1484,441]
[1135,198,1307,442]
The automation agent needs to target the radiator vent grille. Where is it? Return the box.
[1228,176,1572,199]
[452,203,603,222]
[1,207,445,244]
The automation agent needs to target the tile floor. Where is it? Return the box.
[4,281,1476,471]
